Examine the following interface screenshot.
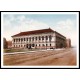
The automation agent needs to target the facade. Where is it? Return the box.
[12,28,67,49]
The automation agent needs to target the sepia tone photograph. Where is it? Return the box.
[1,12,79,68]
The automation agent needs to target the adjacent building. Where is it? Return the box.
[66,39,71,48]
[11,28,69,49]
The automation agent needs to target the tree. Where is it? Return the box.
[3,38,8,49]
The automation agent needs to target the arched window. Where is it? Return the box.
[39,36,41,40]
[29,37,31,41]
[42,36,44,40]
[35,37,37,40]
[32,37,34,41]
[49,35,52,41]
[32,44,35,47]
[24,38,25,41]
[45,36,48,40]
[42,44,45,46]
[19,38,20,42]
[36,44,37,47]
[14,39,15,42]
[26,38,28,41]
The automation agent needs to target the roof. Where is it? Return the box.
[54,31,66,39]
[12,28,54,37]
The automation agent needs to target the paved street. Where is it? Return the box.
[3,48,77,66]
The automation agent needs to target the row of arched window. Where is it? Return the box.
[13,35,52,42]
[13,43,52,48]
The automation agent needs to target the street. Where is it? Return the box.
[3,48,77,66]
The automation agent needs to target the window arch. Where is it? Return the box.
[45,36,48,40]
[42,36,44,40]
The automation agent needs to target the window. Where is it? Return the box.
[19,38,20,42]
[27,38,28,41]
[50,44,51,46]
[36,37,37,40]
[29,37,31,41]
[24,38,25,41]
[32,44,35,47]
[36,44,37,47]
[49,35,52,41]
[46,36,48,40]
[39,44,40,46]
[42,36,44,40]
[14,39,15,42]
[21,38,23,42]
[39,36,41,40]
[42,44,45,46]
[32,37,34,41]
[46,44,48,46]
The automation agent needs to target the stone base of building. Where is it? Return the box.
[12,46,56,49]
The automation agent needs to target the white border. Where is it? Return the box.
[1,12,79,68]
[1,12,78,15]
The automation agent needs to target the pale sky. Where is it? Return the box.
[2,12,78,47]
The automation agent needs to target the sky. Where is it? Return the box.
[2,12,78,47]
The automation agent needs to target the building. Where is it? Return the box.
[11,28,67,49]
[66,39,71,48]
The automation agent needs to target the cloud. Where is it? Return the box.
[3,15,49,40]
[3,15,77,47]
[52,19,77,46]
[53,19,76,34]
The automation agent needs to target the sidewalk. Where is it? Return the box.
[4,48,65,55]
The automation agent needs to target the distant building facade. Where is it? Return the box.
[66,39,71,48]
[11,28,69,49]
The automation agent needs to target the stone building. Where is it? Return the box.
[11,28,67,49]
